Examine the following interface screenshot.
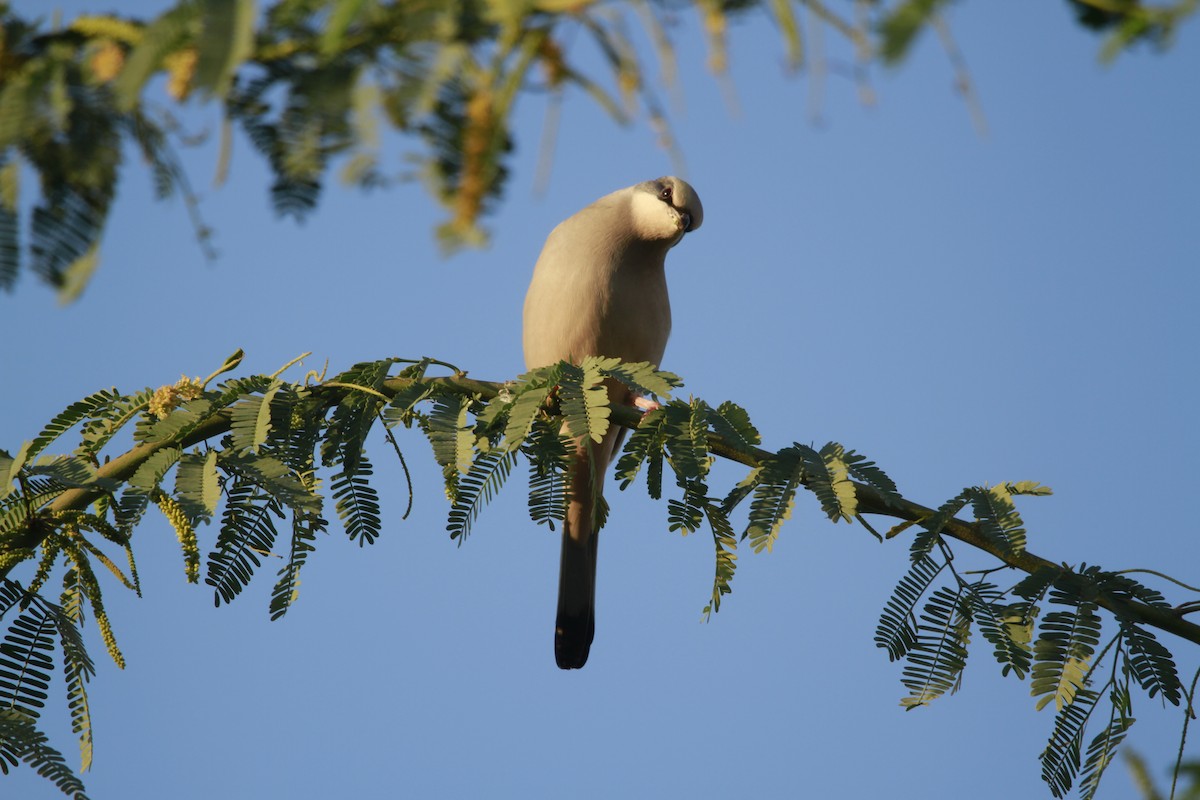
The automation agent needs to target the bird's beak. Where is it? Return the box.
[680,211,693,232]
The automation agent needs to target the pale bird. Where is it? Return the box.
[522,176,704,669]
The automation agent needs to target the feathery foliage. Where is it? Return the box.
[0,156,16,292]
[321,360,394,475]
[206,478,285,607]
[899,584,971,708]
[54,578,95,773]
[1,352,1197,798]
[219,450,320,515]
[424,393,474,485]
[5,1,1185,299]
[1120,622,1181,705]
[76,389,153,456]
[701,502,738,621]
[705,400,761,456]
[1042,686,1102,797]
[0,579,92,794]
[743,447,803,554]
[797,442,858,523]
[0,708,89,798]
[174,450,221,526]
[1078,706,1133,800]
[229,385,280,455]
[556,362,612,444]
[910,489,971,560]
[269,508,326,622]
[843,449,902,507]
[523,419,568,530]
[909,482,1048,561]
[0,589,55,720]
[28,390,123,462]
[615,406,669,497]
[966,581,1033,679]
[1032,599,1103,712]
[114,446,182,534]
[447,450,517,543]
[331,452,383,547]
[875,555,945,662]
[499,370,557,450]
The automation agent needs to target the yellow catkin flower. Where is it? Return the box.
[75,552,126,669]
[148,374,203,419]
[0,548,35,575]
[89,514,125,545]
[164,47,198,102]
[703,8,728,74]
[124,543,141,598]
[89,39,125,83]
[148,385,175,420]
[95,608,126,670]
[27,539,61,595]
[175,374,202,401]
[455,88,495,231]
[52,508,126,545]
[62,538,127,669]
[617,66,640,101]
[155,490,199,583]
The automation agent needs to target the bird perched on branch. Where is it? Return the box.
[522,176,704,669]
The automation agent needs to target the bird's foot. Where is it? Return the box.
[632,395,661,413]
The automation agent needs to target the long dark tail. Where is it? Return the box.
[555,525,598,669]
[553,390,626,670]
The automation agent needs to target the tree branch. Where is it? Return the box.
[695,407,1200,647]
[4,370,1198,649]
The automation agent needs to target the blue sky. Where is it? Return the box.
[4,2,1199,798]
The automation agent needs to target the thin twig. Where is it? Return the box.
[1170,665,1200,800]
[377,411,414,521]
[1114,568,1200,594]
[931,14,987,136]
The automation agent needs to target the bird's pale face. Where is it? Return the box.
[629,177,704,245]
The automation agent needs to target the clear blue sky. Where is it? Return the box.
[5,2,1199,798]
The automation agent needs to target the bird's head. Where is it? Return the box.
[629,176,703,245]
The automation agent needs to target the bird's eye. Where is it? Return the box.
[660,186,672,201]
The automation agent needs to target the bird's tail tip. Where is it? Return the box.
[554,618,593,670]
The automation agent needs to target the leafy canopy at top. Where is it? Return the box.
[0,0,1193,300]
